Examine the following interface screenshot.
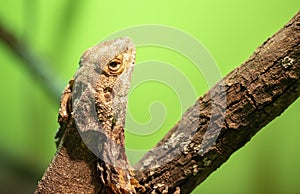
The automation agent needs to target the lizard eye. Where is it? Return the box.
[108,60,121,71]
[106,55,124,75]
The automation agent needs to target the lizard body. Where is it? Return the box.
[56,37,143,194]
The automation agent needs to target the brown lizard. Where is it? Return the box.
[35,37,144,194]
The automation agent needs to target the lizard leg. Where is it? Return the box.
[55,79,74,147]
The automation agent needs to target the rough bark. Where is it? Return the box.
[134,11,300,193]
[35,11,300,193]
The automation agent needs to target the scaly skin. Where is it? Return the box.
[56,37,144,193]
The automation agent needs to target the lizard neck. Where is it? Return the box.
[95,72,137,193]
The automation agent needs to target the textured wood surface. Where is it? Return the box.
[135,11,300,194]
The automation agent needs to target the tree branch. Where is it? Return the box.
[35,11,300,194]
[134,11,300,193]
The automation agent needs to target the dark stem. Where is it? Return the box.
[0,23,63,102]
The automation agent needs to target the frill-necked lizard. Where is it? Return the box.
[37,38,144,193]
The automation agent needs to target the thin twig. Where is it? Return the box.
[0,23,63,102]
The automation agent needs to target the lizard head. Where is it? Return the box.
[73,37,136,134]
[76,37,136,138]
[80,37,136,76]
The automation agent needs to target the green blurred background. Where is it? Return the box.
[0,0,299,193]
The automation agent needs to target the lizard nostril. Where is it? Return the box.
[103,87,113,101]
[104,87,113,93]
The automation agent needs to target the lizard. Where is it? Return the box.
[54,37,144,193]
